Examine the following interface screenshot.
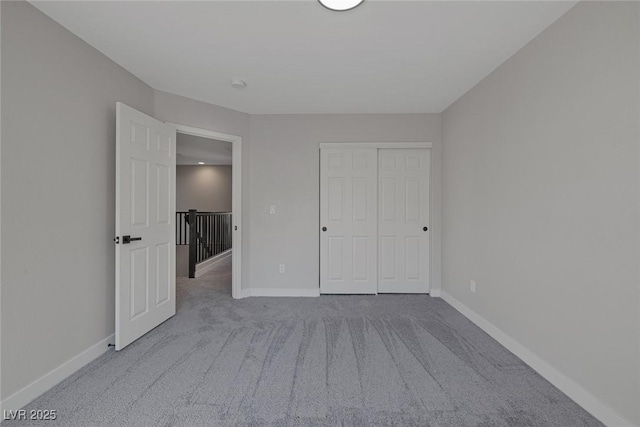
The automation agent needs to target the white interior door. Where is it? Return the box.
[115,102,176,350]
[378,149,430,293]
[320,149,377,294]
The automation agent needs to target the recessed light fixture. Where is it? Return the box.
[230,79,247,89]
[318,0,364,11]
[198,162,205,165]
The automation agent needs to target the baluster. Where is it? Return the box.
[188,210,197,277]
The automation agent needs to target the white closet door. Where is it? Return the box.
[320,149,378,294]
[378,149,430,293]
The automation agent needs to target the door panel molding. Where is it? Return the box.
[116,102,176,350]
[378,148,430,293]
[320,149,378,294]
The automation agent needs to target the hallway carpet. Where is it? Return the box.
[11,255,601,426]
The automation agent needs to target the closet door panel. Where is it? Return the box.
[378,149,430,293]
[320,149,377,294]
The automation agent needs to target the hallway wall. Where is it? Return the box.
[176,165,232,213]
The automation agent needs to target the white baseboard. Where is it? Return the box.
[194,250,231,278]
[0,334,114,414]
[245,288,320,297]
[238,288,252,299]
[439,291,635,427]
[429,288,441,297]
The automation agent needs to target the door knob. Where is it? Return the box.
[322,227,327,232]
[122,235,142,244]
[423,227,428,231]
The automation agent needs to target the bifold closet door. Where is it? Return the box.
[378,149,430,293]
[320,149,378,294]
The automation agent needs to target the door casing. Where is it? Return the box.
[168,123,243,300]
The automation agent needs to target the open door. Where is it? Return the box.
[115,102,176,350]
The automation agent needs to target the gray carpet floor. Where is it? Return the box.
[10,255,601,426]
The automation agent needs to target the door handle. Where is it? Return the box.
[122,235,142,244]
[322,227,327,232]
[423,227,428,231]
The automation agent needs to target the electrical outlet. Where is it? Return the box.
[269,205,276,215]
[279,264,285,273]
[470,280,476,293]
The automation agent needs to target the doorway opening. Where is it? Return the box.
[175,135,232,279]
[170,124,242,299]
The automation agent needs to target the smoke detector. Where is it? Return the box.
[230,79,247,89]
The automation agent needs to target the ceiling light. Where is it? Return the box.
[318,0,364,11]
[230,79,247,89]
[198,162,205,165]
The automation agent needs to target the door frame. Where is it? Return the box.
[319,142,431,150]
[169,123,242,299]
[318,142,433,294]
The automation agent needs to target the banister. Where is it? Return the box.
[176,210,233,278]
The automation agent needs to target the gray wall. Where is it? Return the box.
[441,2,640,425]
[154,95,443,294]
[1,1,155,399]
[248,114,442,292]
[176,165,232,212]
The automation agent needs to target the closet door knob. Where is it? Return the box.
[423,226,428,231]
[322,227,327,232]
